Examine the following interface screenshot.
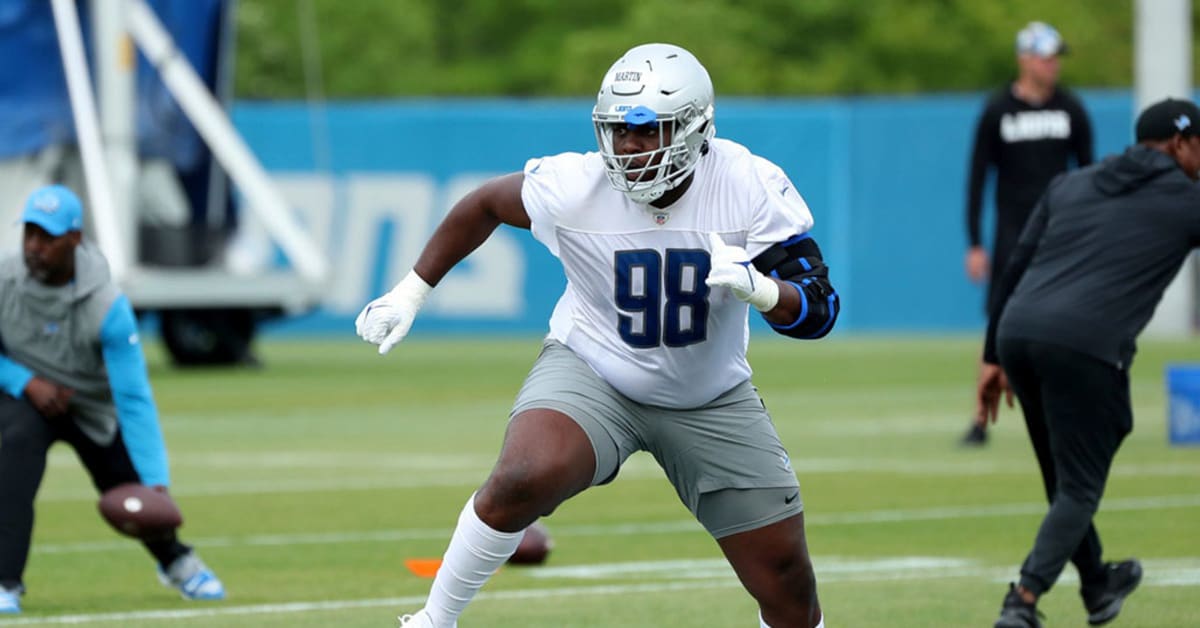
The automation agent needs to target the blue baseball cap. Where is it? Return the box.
[1016,21,1068,58]
[21,184,84,236]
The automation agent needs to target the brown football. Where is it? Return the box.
[97,483,183,540]
[508,521,553,565]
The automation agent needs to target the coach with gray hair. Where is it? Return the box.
[977,97,1200,628]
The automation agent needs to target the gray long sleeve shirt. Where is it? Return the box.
[0,242,170,485]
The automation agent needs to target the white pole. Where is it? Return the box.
[1137,0,1195,336]
[125,0,329,282]
[93,0,139,269]
[49,0,128,280]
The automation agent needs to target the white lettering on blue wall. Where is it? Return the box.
[232,172,524,317]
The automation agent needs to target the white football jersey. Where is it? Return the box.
[521,138,814,408]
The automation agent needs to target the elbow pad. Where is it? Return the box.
[752,234,841,339]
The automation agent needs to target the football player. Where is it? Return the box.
[359,43,838,628]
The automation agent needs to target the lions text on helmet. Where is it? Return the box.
[592,43,716,205]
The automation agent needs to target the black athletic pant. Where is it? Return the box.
[984,218,1023,315]
[0,394,190,589]
[997,336,1133,595]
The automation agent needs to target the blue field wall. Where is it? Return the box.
[232,90,1137,335]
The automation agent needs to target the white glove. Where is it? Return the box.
[355,270,434,355]
[705,233,779,312]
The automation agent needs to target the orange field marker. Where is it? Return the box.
[404,558,443,578]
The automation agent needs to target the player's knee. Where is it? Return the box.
[476,461,575,527]
[769,549,815,590]
[787,557,818,595]
[749,545,817,608]
[754,555,820,628]
[753,561,820,628]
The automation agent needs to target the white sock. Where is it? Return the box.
[760,612,824,627]
[423,493,524,627]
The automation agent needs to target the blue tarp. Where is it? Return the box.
[0,0,225,170]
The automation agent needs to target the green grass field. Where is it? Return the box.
[8,335,1200,627]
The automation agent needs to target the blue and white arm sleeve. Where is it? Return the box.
[100,296,170,487]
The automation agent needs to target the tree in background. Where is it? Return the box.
[235,0,1195,99]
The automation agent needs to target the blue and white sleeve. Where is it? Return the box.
[99,295,170,487]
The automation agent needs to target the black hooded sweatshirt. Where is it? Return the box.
[984,145,1200,368]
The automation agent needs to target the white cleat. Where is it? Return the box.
[398,609,456,627]
[398,610,434,628]
[0,584,22,614]
[157,552,226,601]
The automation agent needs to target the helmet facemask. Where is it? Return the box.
[592,44,716,205]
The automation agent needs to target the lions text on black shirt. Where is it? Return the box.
[966,86,1093,261]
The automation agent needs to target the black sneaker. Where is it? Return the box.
[994,583,1043,628]
[1081,559,1143,625]
[960,422,989,446]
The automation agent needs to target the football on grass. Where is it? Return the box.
[508,521,553,565]
[98,483,183,540]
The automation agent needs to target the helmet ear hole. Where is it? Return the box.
[681,116,712,151]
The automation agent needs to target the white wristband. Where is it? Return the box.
[390,270,434,302]
[746,277,780,312]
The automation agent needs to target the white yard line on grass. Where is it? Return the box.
[32,494,1200,556]
[810,492,1200,525]
[0,583,734,626]
[0,558,1018,626]
[7,556,1199,625]
[526,556,974,579]
[45,450,494,472]
[35,456,1200,502]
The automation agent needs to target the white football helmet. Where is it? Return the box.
[593,43,715,204]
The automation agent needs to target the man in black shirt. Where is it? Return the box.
[962,21,1094,445]
[978,97,1200,628]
